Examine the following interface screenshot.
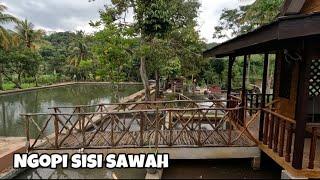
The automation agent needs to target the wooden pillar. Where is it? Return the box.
[292,45,310,169]
[227,56,235,108]
[259,53,269,141]
[241,55,248,122]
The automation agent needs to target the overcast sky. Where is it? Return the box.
[2,0,254,43]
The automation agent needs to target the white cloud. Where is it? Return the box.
[2,0,255,42]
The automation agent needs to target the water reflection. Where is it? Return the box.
[0,84,142,137]
[17,167,146,179]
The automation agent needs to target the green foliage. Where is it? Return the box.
[15,19,45,49]
[0,4,17,50]
[95,0,203,94]
[0,1,280,92]
[0,47,41,88]
[214,0,284,39]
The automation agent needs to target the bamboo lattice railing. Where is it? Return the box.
[21,99,258,151]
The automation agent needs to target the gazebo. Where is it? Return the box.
[204,0,320,178]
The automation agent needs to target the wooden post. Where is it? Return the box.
[140,112,144,146]
[241,55,248,124]
[169,111,172,146]
[81,115,86,147]
[155,107,159,148]
[25,115,30,151]
[259,53,269,141]
[279,120,285,157]
[285,123,293,162]
[292,46,310,170]
[111,116,114,147]
[308,127,317,169]
[54,115,59,149]
[263,113,270,145]
[227,56,235,108]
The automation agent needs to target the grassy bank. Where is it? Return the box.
[2,82,37,91]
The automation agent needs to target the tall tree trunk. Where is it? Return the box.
[35,76,38,87]
[0,64,4,91]
[155,70,160,100]
[140,56,151,101]
[266,58,272,93]
[245,55,250,87]
[16,73,22,89]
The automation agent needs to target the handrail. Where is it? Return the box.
[21,107,244,117]
[230,95,242,101]
[265,99,280,107]
[262,108,296,124]
[48,99,238,109]
[22,105,252,151]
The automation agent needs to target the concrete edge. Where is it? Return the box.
[0,168,27,179]
[145,169,163,179]
[0,81,143,96]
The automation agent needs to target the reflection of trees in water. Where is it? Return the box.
[26,168,116,179]
[0,84,142,137]
[1,100,6,135]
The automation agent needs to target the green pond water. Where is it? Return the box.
[0,83,143,137]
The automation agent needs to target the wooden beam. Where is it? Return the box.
[242,55,248,97]
[283,0,306,15]
[292,44,310,169]
[227,56,235,108]
[259,53,269,141]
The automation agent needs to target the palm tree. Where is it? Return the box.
[0,4,17,91]
[68,31,89,65]
[15,19,44,49]
[0,4,17,49]
[67,31,90,80]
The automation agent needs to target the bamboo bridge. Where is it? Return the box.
[20,96,263,160]
[20,92,320,177]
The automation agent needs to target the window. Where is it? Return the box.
[309,59,320,97]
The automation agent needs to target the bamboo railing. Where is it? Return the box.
[21,98,257,151]
[259,100,320,170]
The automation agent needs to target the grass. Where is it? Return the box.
[3,83,15,90]
[2,82,37,91]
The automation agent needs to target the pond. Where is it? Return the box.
[16,167,146,179]
[0,83,143,137]
[16,158,281,179]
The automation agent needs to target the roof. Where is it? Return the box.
[203,12,320,58]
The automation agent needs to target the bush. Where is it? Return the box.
[38,75,58,85]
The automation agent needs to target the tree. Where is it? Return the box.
[213,0,284,39]
[244,0,284,27]
[0,4,17,49]
[15,19,44,49]
[92,24,136,83]
[66,31,91,80]
[213,0,284,89]
[213,6,250,39]
[94,0,201,101]
[1,48,41,88]
[0,4,17,90]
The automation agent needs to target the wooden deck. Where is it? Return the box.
[34,130,256,150]
[260,137,320,178]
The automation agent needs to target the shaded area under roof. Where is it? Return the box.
[203,12,320,58]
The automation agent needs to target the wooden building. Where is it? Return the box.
[204,0,320,178]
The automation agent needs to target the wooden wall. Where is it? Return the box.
[274,51,299,119]
[301,0,320,14]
